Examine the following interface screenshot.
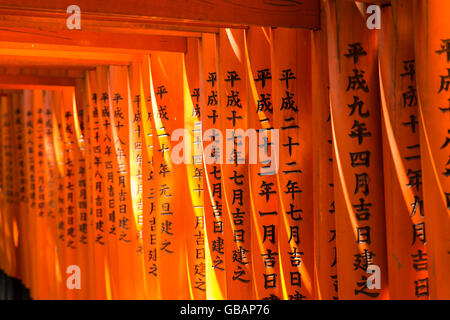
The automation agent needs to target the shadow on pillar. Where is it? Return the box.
[0,269,31,300]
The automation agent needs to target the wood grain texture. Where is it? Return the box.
[0,28,187,53]
[344,0,391,4]
[0,0,319,29]
[0,74,76,88]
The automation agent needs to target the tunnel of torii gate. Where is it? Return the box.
[0,0,448,301]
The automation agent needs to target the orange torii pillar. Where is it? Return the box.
[129,61,149,300]
[95,66,122,299]
[272,28,314,300]
[379,0,428,299]
[84,70,108,300]
[312,0,338,300]
[150,52,189,300]
[218,28,253,299]
[325,0,388,299]
[140,56,159,299]
[184,38,207,299]
[413,0,450,299]
[200,33,228,300]
[246,26,282,300]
